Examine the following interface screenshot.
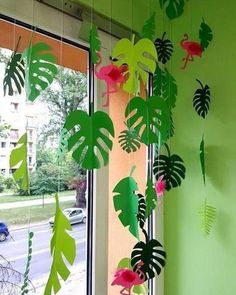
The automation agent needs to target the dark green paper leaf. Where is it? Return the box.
[57,128,69,163]
[125,96,170,145]
[154,32,174,64]
[44,193,76,295]
[145,179,157,218]
[137,194,146,229]
[141,12,156,41]
[199,19,213,51]
[23,42,58,102]
[159,0,185,20]
[89,25,101,64]
[64,110,114,170]
[193,79,211,119]
[118,127,141,153]
[199,198,216,236]
[200,136,206,185]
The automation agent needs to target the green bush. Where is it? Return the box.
[4,176,17,189]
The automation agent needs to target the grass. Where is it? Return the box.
[0,200,76,226]
[0,190,75,203]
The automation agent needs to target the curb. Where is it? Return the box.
[10,220,49,231]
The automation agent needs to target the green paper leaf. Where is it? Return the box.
[133,284,148,295]
[10,133,29,191]
[113,174,139,239]
[118,127,141,153]
[112,37,157,94]
[153,144,186,191]
[21,231,34,295]
[145,179,157,218]
[23,42,58,102]
[89,25,101,64]
[153,65,177,109]
[193,79,211,119]
[199,198,216,236]
[131,238,166,281]
[117,257,132,269]
[44,193,76,295]
[64,110,114,170]
[160,0,185,20]
[125,96,170,145]
[141,12,156,41]
[137,194,146,229]
[200,135,206,185]
[199,18,213,51]
[57,128,69,162]
[154,32,174,64]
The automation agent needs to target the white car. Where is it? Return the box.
[49,208,86,226]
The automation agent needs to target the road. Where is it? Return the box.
[0,222,86,292]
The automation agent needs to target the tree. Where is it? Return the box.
[0,122,10,139]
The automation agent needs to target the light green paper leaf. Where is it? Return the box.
[57,128,69,163]
[200,135,206,185]
[125,96,170,145]
[133,284,148,294]
[9,133,29,191]
[23,42,58,102]
[117,257,132,269]
[89,25,101,64]
[145,179,157,218]
[112,37,157,94]
[199,198,216,236]
[64,110,114,170]
[113,174,139,239]
[141,12,156,41]
[44,193,76,295]
[199,18,213,51]
[160,0,185,20]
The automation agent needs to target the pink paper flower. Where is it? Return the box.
[155,176,166,199]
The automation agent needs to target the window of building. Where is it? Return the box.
[28,142,33,153]
[10,102,19,112]
[0,142,6,148]
[10,142,17,148]
[28,156,32,165]
[9,129,19,140]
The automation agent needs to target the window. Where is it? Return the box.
[10,102,19,112]
[10,142,17,148]
[0,142,6,148]
[28,142,33,153]
[28,156,32,165]
[10,129,19,140]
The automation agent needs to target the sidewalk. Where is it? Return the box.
[0,195,75,210]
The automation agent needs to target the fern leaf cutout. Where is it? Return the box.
[145,179,157,218]
[199,199,216,236]
[200,136,206,185]
[199,18,213,51]
[89,25,101,64]
[21,231,34,295]
[57,128,69,162]
[141,13,156,41]
[118,127,141,153]
[9,133,29,191]
[44,193,76,295]
[137,194,146,229]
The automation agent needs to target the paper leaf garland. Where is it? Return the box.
[63,110,114,170]
[21,231,34,295]
[57,128,69,163]
[9,133,29,191]
[3,50,25,96]
[155,32,174,64]
[153,144,186,191]
[137,194,146,230]
[199,198,216,236]
[153,65,177,108]
[131,238,166,281]
[180,34,202,70]
[193,79,211,118]
[113,173,139,240]
[89,25,101,64]
[200,136,206,185]
[112,37,157,94]
[160,0,185,20]
[141,13,156,41]
[23,42,58,102]
[199,18,213,52]
[145,179,157,218]
[118,127,141,153]
[125,96,170,145]
[44,193,76,295]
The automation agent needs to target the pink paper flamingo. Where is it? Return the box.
[95,53,128,107]
[155,175,166,200]
[111,262,145,295]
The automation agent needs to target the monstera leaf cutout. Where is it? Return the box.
[200,136,206,185]
[155,32,174,64]
[153,65,177,108]
[64,110,114,170]
[199,18,213,51]
[153,144,186,191]
[125,96,170,145]
[141,12,156,41]
[118,127,141,153]
[131,239,166,281]
[199,198,216,236]
[23,42,58,102]
[137,194,146,230]
[113,171,139,239]
[145,179,157,218]
[159,0,185,20]
[89,25,101,64]
[44,193,76,295]
[10,133,29,191]
[193,79,211,118]
[112,37,157,94]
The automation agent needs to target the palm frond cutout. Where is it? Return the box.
[200,135,206,185]
[3,37,25,96]
[199,18,213,51]
[21,232,34,295]
[141,12,156,41]
[44,193,76,295]
[89,25,101,64]
[193,79,211,118]
[9,133,29,192]
[118,127,141,153]
[155,32,174,64]
[199,199,216,236]
[137,194,146,230]
[57,128,69,163]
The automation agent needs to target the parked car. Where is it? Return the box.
[0,222,9,242]
[49,208,86,226]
